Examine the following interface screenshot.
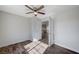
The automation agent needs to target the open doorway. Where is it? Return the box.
[39,21,49,44]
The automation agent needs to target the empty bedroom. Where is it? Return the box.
[0,5,79,54]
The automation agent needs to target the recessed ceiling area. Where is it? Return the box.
[0,5,79,18]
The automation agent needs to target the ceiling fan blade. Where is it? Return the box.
[26,12,34,14]
[31,5,37,10]
[38,12,45,15]
[25,5,34,11]
[36,5,44,11]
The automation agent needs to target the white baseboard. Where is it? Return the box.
[55,42,79,53]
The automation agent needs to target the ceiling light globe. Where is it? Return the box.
[34,12,37,15]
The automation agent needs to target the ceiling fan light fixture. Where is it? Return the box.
[25,5,45,16]
[34,12,38,15]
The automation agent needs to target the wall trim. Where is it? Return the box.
[55,43,79,54]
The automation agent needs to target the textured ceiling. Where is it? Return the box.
[0,5,79,18]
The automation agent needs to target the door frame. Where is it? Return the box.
[41,16,54,46]
[48,17,54,46]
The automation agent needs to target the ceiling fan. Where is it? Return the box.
[25,5,45,16]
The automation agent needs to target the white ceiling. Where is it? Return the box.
[0,5,79,18]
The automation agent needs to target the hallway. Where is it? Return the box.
[40,21,49,44]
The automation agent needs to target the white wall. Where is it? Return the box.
[0,11,32,47]
[49,17,54,45]
[32,17,42,41]
[54,8,79,53]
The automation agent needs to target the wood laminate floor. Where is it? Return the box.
[24,41,49,54]
[0,40,31,54]
[0,40,78,54]
[44,44,78,54]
